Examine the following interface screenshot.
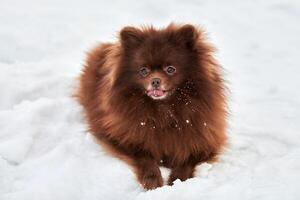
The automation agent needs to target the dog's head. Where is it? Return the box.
[115,24,204,101]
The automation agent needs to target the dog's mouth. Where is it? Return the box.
[147,89,169,100]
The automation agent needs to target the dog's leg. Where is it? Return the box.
[134,156,163,190]
[97,138,163,189]
[168,151,218,185]
[167,163,195,185]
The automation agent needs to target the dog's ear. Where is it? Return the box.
[175,24,199,50]
[120,26,144,49]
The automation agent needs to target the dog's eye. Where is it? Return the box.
[164,66,176,75]
[139,67,150,77]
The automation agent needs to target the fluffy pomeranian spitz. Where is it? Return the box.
[77,23,227,190]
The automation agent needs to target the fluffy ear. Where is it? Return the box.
[175,24,199,49]
[120,26,144,48]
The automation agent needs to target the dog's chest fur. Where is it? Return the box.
[114,101,208,164]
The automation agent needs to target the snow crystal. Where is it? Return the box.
[140,122,146,126]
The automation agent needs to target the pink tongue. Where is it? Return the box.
[148,89,164,97]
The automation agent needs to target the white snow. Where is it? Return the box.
[1,0,300,199]
[140,122,146,126]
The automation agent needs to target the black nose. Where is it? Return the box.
[151,78,161,88]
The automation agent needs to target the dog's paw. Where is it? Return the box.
[168,165,194,185]
[141,173,163,190]
[140,169,163,190]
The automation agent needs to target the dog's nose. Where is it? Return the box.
[151,78,161,88]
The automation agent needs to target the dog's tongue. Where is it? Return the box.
[148,89,164,97]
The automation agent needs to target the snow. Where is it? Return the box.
[1,0,300,199]
[140,122,146,126]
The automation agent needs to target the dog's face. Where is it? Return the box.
[131,44,188,100]
[118,25,199,101]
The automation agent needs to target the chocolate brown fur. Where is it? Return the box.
[76,24,227,190]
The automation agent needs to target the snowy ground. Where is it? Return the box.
[1,0,300,199]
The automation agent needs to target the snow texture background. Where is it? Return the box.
[1,0,300,199]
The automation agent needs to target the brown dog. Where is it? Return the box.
[77,23,227,190]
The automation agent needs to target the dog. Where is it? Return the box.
[76,23,227,190]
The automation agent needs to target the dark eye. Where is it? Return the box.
[139,67,150,77]
[164,66,176,75]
